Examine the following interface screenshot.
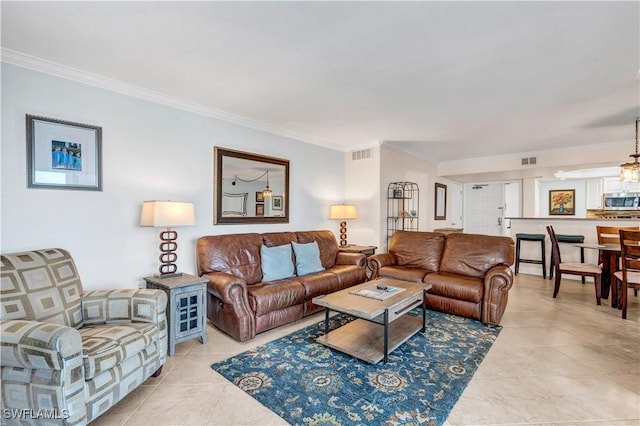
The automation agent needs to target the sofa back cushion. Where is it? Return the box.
[262,232,297,248]
[197,234,263,284]
[439,233,515,278]
[0,248,84,328]
[389,231,445,272]
[295,230,339,269]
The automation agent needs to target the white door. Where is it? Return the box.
[450,182,463,229]
[502,181,521,234]
[464,181,521,236]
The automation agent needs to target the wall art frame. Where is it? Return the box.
[549,189,575,215]
[26,114,103,191]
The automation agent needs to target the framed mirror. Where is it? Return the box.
[435,183,447,220]
[214,147,289,224]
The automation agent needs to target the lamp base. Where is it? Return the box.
[339,220,348,247]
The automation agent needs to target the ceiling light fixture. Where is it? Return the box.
[620,117,640,183]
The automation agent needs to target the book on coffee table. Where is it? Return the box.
[350,284,406,300]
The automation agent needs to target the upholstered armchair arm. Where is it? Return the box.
[367,253,398,279]
[82,288,168,325]
[1,320,88,424]
[0,319,82,369]
[336,252,367,267]
[202,271,255,342]
[481,265,514,325]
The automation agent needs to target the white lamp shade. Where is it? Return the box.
[329,204,357,220]
[140,201,195,227]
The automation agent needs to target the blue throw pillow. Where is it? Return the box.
[291,241,325,276]
[261,244,295,282]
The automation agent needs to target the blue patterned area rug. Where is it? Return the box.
[211,310,501,426]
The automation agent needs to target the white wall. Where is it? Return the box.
[1,63,347,289]
[378,145,439,250]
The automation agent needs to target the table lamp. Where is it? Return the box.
[140,200,195,277]
[330,204,357,247]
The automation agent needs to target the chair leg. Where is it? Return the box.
[594,275,602,306]
[580,248,585,284]
[152,366,163,377]
[621,280,628,320]
[515,239,521,275]
[540,240,546,279]
[553,273,562,298]
[549,250,554,280]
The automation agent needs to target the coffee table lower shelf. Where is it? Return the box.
[316,315,423,364]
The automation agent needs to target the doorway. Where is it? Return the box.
[463,181,521,236]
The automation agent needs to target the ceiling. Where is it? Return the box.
[1,1,639,163]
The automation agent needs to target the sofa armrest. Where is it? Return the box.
[367,253,398,279]
[336,252,367,267]
[202,271,255,341]
[482,265,514,325]
[82,289,168,326]
[1,319,82,370]
[1,319,88,423]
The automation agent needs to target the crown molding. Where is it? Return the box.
[1,48,346,152]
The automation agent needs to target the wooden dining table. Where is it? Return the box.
[573,242,621,308]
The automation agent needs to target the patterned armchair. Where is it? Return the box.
[0,248,168,425]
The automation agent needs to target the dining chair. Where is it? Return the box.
[614,229,640,319]
[547,226,602,304]
[596,225,640,301]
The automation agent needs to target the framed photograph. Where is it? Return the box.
[26,115,102,191]
[272,195,283,211]
[256,203,264,216]
[435,183,447,220]
[549,189,575,215]
[256,191,264,202]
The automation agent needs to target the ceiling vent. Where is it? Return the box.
[521,157,537,166]
[521,158,529,165]
[351,149,372,161]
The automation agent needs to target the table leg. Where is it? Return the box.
[421,290,427,332]
[383,309,389,364]
[608,252,619,309]
[324,308,330,334]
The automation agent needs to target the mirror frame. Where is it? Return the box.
[214,147,290,224]
[434,183,447,220]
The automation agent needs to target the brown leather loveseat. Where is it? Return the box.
[369,231,515,325]
[197,230,367,341]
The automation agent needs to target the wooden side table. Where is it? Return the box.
[338,244,377,256]
[144,273,207,356]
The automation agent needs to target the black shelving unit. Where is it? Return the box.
[387,182,419,249]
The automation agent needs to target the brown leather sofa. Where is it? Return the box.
[197,230,367,341]
[369,231,515,325]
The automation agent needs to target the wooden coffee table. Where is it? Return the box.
[312,278,431,364]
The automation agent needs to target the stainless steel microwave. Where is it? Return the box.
[603,192,640,210]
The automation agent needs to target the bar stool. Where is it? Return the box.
[515,233,546,278]
[549,234,585,283]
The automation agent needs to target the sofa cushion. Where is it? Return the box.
[262,232,297,247]
[197,234,263,285]
[297,272,341,299]
[423,272,484,303]
[439,233,514,278]
[379,265,430,283]
[292,241,325,276]
[79,322,157,380]
[296,230,339,269]
[248,280,306,316]
[260,244,295,282]
[389,231,445,272]
[326,265,367,288]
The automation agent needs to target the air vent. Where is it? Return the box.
[521,158,529,165]
[529,157,537,165]
[351,149,372,161]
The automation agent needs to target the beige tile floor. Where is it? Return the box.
[93,274,640,425]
